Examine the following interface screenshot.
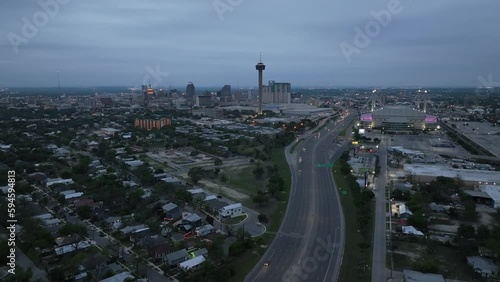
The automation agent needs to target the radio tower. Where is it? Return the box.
[256,53,266,114]
[57,71,61,90]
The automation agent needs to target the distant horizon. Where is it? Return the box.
[1,85,490,90]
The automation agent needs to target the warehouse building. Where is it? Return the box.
[403,164,500,187]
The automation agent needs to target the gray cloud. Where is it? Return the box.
[0,0,499,87]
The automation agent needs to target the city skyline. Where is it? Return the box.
[1,0,499,88]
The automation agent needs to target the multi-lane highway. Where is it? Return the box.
[246,113,355,282]
[371,135,390,282]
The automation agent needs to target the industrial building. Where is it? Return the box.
[359,106,438,133]
[480,185,500,208]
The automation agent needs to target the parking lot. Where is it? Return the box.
[448,121,500,157]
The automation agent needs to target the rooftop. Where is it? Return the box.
[179,255,206,270]
[221,203,242,211]
[403,269,445,282]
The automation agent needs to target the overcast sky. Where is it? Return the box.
[1,0,499,88]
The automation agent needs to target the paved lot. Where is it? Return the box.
[448,121,500,157]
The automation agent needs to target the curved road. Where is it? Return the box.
[246,113,355,282]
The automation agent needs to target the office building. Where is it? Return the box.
[186,82,195,97]
[195,95,212,107]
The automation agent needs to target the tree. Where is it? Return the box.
[252,192,268,206]
[463,199,477,219]
[253,165,264,179]
[76,206,92,220]
[476,225,490,242]
[214,158,223,167]
[188,167,205,184]
[60,170,72,179]
[190,150,200,157]
[456,224,475,241]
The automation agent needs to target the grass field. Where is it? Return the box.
[289,140,302,154]
[333,161,374,282]
[143,156,175,172]
[226,165,265,200]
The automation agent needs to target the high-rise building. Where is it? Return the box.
[219,85,231,97]
[186,82,195,97]
[142,84,154,106]
[262,80,291,104]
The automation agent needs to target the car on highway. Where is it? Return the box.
[264,261,270,267]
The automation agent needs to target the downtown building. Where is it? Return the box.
[134,118,172,130]
[262,81,291,104]
[186,82,196,98]
[195,95,212,107]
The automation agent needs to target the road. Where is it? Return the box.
[371,135,390,282]
[245,114,354,282]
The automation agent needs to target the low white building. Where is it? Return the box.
[219,203,243,218]
[179,255,206,271]
[46,178,74,188]
[65,192,84,200]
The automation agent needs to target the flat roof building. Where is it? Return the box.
[404,164,500,186]
[480,185,500,208]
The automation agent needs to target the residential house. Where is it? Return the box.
[194,225,215,237]
[164,249,189,266]
[467,256,499,277]
[55,234,81,247]
[162,203,182,221]
[179,256,206,271]
[190,248,208,258]
[43,218,62,226]
[120,224,148,235]
[181,214,202,232]
[204,199,227,214]
[104,216,122,231]
[129,227,152,244]
[219,203,243,219]
[55,240,91,256]
[98,271,134,282]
